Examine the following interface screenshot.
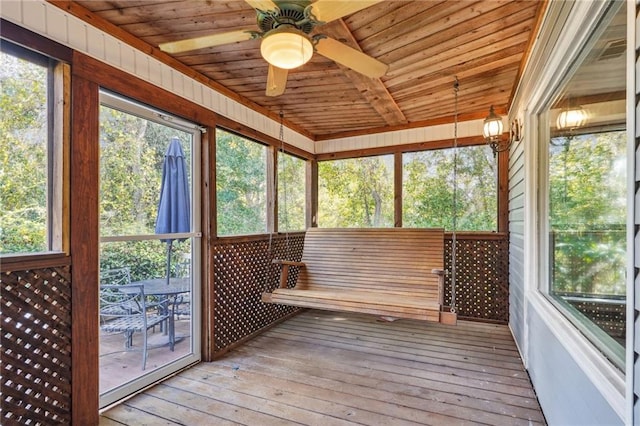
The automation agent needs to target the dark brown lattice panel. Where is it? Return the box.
[444,237,509,322]
[1,266,72,425]
[212,234,305,353]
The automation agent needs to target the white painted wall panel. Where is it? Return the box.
[2,1,23,22]
[104,37,121,68]
[314,119,485,154]
[87,28,106,62]
[192,82,203,106]
[148,57,163,87]
[45,6,68,45]
[22,0,46,34]
[134,51,150,82]
[66,19,86,52]
[160,64,173,92]
[120,45,136,75]
[184,74,195,100]
[510,233,524,251]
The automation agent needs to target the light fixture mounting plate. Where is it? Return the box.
[257,0,315,34]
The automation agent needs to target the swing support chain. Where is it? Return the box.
[450,77,459,315]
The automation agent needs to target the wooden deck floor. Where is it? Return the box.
[100,310,545,425]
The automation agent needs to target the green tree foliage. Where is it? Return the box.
[216,129,267,235]
[549,131,626,295]
[278,152,305,231]
[318,156,394,228]
[403,146,497,230]
[0,52,48,253]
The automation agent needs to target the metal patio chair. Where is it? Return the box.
[99,284,174,370]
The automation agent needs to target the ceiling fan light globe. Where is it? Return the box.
[261,28,313,70]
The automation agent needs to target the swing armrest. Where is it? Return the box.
[272,259,306,289]
[431,269,445,307]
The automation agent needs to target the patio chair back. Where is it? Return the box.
[100,267,132,286]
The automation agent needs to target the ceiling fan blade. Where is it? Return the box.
[244,0,279,11]
[159,29,255,54]
[315,37,388,78]
[266,65,288,97]
[310,0,383,23]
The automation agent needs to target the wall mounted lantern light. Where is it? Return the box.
[482,106,522,156]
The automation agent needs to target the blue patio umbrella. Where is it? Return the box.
[155,137,190,285]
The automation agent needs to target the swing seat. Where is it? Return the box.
[261,228,445,322]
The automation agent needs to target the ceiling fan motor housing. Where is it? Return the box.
[257,0,315,34]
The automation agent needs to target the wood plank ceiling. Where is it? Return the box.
[59,0,545,140]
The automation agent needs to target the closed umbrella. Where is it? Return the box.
[155,137,190,285]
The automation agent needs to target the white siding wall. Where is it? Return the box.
[508,0,631,424]
[508,137,526,353]
[0,0,315,153]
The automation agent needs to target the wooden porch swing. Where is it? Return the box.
[262,79,465,324]
[261,227,446,322]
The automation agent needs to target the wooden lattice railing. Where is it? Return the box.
[212,231,510,355]
[212,233,305,356]
[443,233,509,323]
[1,258,72,425]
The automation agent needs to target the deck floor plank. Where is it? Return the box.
[234,338,542,415]
[101,310,545,425]
[244,331,535,396]
[158,373,361,426]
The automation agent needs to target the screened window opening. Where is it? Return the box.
[216,128,267,236]
[278,152,306,232]
[318,155,394,228]
[0,44,61,254]
[403,146,497,231]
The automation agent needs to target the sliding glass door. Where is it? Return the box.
[98,91,201,408]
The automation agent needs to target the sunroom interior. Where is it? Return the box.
[1,1,638,425]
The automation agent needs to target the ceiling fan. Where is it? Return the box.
[158,0,388,97]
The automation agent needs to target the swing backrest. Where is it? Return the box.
[296,228,444,302]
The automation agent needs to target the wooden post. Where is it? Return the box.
[267,145,277,233]
[308,160,318,228]
[394,152,403,227]
[202,126,215,362]
[70,73,100,425]
[497,148,509,234]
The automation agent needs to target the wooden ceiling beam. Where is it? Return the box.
[319,19,407,127]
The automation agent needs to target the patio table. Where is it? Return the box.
[129,277,191,297]
[121,278,191,345]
